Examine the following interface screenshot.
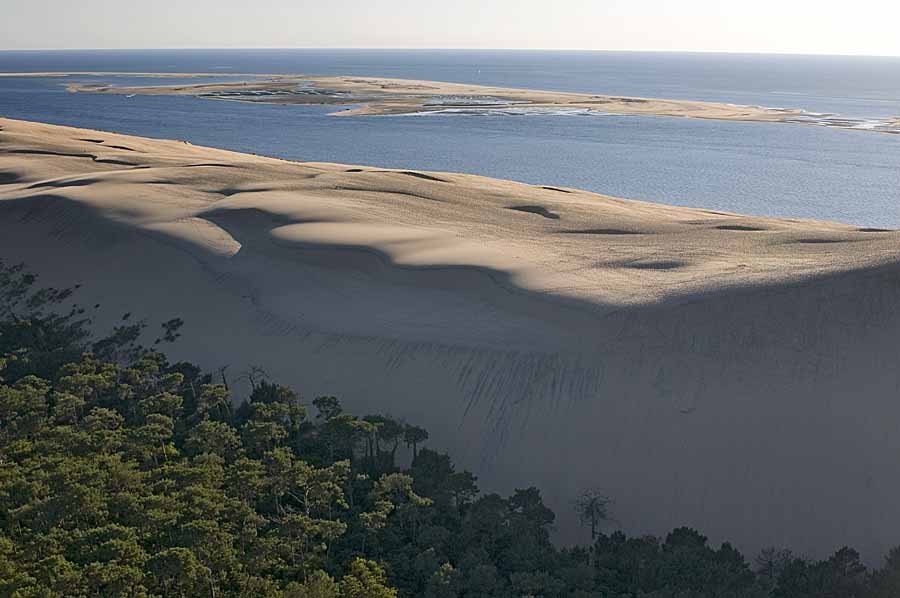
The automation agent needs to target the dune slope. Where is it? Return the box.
[2,117,900,560]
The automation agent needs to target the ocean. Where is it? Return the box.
[1,49,898,226]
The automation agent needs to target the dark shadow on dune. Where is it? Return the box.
[197,205,612,330]
[395,171,448,183]
[78,138,105,144]
[182,163,239,169]
[859,228,893,233]
[197,208,302,237]
[0,194,127,249]
[106,145,137,152]
[561,228,641,235]
[202,205,519,287]
[507,205,561,220]
[334,185,444,202]
[27,177,102,190]
[624,260,686,270]
[217,187,274,197]
[0,170,21,185]
[790,238,847,244]
[345,168,365,173]
[7,192,900,366]
[5,149,139,168]
[94,158,139,166]
[716,225,767,232]
[7,149,96,159]
[541,186,572,194]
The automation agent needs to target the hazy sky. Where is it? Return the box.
[4,0,900,56]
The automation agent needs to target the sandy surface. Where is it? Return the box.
[2,117,900,560]
[55,73,900,133]
[0,71,292,78]
[61,73,801,122]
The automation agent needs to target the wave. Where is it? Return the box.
[785,111,900,133]
[402,106,618,117]
[423,95,531,106]
[402,105,900,133]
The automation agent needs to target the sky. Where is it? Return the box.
[3,0,900,56]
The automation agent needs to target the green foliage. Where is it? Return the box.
[1,260,898,597]
[339,558,397,598]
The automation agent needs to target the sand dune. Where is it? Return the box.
[2,117,900,560]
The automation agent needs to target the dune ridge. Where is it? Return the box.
[2,117,900,560]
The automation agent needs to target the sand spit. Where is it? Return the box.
[53,72,900,133]
[2,117,900,560]
[60,72,793,121]
[0,71,295,79]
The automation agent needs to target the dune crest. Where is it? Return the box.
[3,117,900,560]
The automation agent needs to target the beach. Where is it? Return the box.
[46,72,900,133]
[60,74,795,119]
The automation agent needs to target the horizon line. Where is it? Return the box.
[2,46,900,60]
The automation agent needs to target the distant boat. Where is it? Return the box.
[125,94,136,98]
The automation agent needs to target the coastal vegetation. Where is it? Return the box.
[2,259,900,597]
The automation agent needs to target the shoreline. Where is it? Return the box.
[0,71,294,78]
[64,73,801,122]
[16,71,890,133]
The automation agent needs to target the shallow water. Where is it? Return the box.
[1,49,899,226]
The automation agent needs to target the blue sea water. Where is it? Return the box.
[1,49,898,226]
